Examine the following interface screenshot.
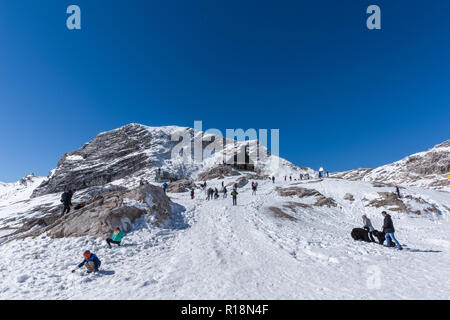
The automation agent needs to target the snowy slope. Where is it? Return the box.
[0,177,449,299]
[0,124,449,299]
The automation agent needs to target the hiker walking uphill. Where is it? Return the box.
[72,250,101,273]
[61,189,76,216]
[106,227,124,248]
[231,189,238,206]
[272,176,275,183]
[162,183,168,193]
[190,188,195,199]
[381,211,403,250]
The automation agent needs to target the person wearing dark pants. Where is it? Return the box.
[61,189,75,216]
[231,189,238,206]
[106,227,124,248]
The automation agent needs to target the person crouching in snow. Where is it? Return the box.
[381,211,403,250]
[72,250,101,273]
[362,215,375,242]
[106,227,124,248]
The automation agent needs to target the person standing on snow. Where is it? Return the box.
[381,211,403,250]
[362,215,375,242]
[191,188,195,199]
[231,189,238,206]
[61,189,76,216]
[162,183,168,193]
[214,188,219,199]
[318,167,324,179]
[72,250,101,273]
[222,186,228,198]
[396,186,401,198]
[106,227,124,248]
[272,176,275,183]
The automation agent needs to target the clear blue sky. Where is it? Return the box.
[0,0,449,182]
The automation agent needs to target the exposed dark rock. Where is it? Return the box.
[343,193,355,201]
[31,124,180,198]
[268,206,297,221]
[167,180,196,193]
[196,165,240,181]
[15,184,173,240]
[226,176,248,188]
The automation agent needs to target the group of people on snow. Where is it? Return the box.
[353,211,403,250]
[71,227,125,274]
[61,164,404,274]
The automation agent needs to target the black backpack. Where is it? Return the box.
[61,191,69,203]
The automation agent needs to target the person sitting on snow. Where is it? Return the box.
[106,227,124,248]
[72,250,101,273]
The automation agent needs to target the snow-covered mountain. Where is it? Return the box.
[32,123,312,198]
[0,124,449,299]
[0,174,45,207]
[332,140,450,192]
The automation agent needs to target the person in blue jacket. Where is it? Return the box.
[162,183,168,193]
[72,250,101,273]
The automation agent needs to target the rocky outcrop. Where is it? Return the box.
[31,124,189,198]
[196,165,240,181]
[227,176,248,188]
[19,184,173,240]
[268,206,297,221]
[343,193,355,201]
[167,180,196,193]
[366,192,416,214]
[276,186,337,208]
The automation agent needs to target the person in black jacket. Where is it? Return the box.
[381,211,403,249]
[61,189,76,216]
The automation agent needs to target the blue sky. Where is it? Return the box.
[0,0,449,182]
